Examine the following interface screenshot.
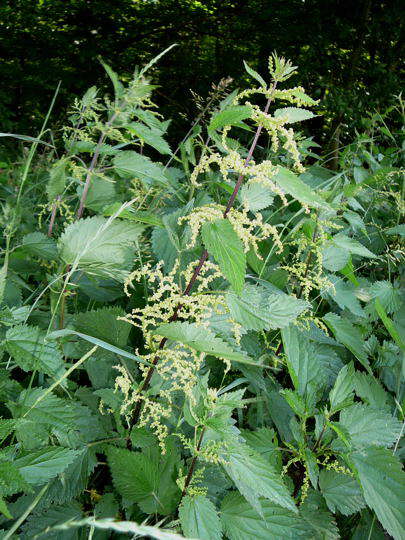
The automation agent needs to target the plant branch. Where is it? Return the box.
[76,109,120,219]
[181,427,205,498]
[129,86,277,432]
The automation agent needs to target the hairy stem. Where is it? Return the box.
[129,87,277,432]
[47,195,60,237]
[76,110,119,219]
[181,427,205,498]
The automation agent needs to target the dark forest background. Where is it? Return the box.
[0,0,403,149]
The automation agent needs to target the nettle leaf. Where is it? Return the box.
[202,219,246,294]
[281,325,328,399]
[319,469,366,516]
[179,495,222,540]
[106,444,180,516]
[127,122,172,155]
[274,107,316,124]
[58,216,144,282]
[336,403,402,449]
[329,362,355,413]
[209,105,252,131]
[14,447,80,485]
[299,489,339,539]
[152,202,194,271]
[46,157,68,201]
[324,276,364,317]
[0,461,31,497]
[368,280,402,314]
[223,444,296,514]
[20,232,57,260]
[272,167,332,211]
[43,447,97,506]
[332,233,376,259]
[221,492,309,540]
[322,244,350,272]
[153,322,255,366]
[73,307,130,348]
[351,446,405,540]
[239,182,274,212]
[243,61,267,88]
[323,313,371,373]
[21,501,83,540]
[79,175,116,212]
[354,371,390,410]
[242,427,282,473]
[386,224,405,237]
[227,284,309,331]
[113,150,169,186]
[4,324,64,377]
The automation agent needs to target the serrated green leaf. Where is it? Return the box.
[221,492,309,539]
[0,497,12,519]
[319,469,366,516]
[106,444,180,515]
[351,446,405,540]
[324,276,364,317]
[46,157,68,201]
[209,106,251,131]
[21,501,83,540]
[0,461,31,497]
[321,244,350,272]
[153,322,256,366]
[323,313,371,373]
[227,284,309,331]
[78,175,116,212]
[223,444,297,514]
[239,182,274,212]
[281,325,328,399]
[272,167,332,210]
[202,219,246,294]
[369,280,402,314]
[354,371,390,409]
[337,403,402,449]
[20,232,57,260]
[374,298,405,350]
[274,107,316,124]
[331,233,376,259]
[5,324,64,377]
[113,150,169,186]
[329,362,355,413]
[73,307,130,348]
[243,61,267,87]
[179,495,222,540]
[151,202,195,271]
[299,490,339,539]
[58,216,144,281]
[14,447,80,485]
[242,428,282,473]
[386,224,405,237]
[127,122,172,155]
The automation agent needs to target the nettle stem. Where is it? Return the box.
[76,110,119,219]
[129,86,277,438]
[47,195,61,237]
[181,427,206,498]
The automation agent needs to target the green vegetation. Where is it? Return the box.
[0,48,404,539]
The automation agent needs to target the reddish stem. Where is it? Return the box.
[47,195,60,237]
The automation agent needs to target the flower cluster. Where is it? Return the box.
[179,203,283,257]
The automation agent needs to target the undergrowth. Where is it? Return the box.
[0,48,404,539]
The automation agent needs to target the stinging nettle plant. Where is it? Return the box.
[0,47,404,540]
